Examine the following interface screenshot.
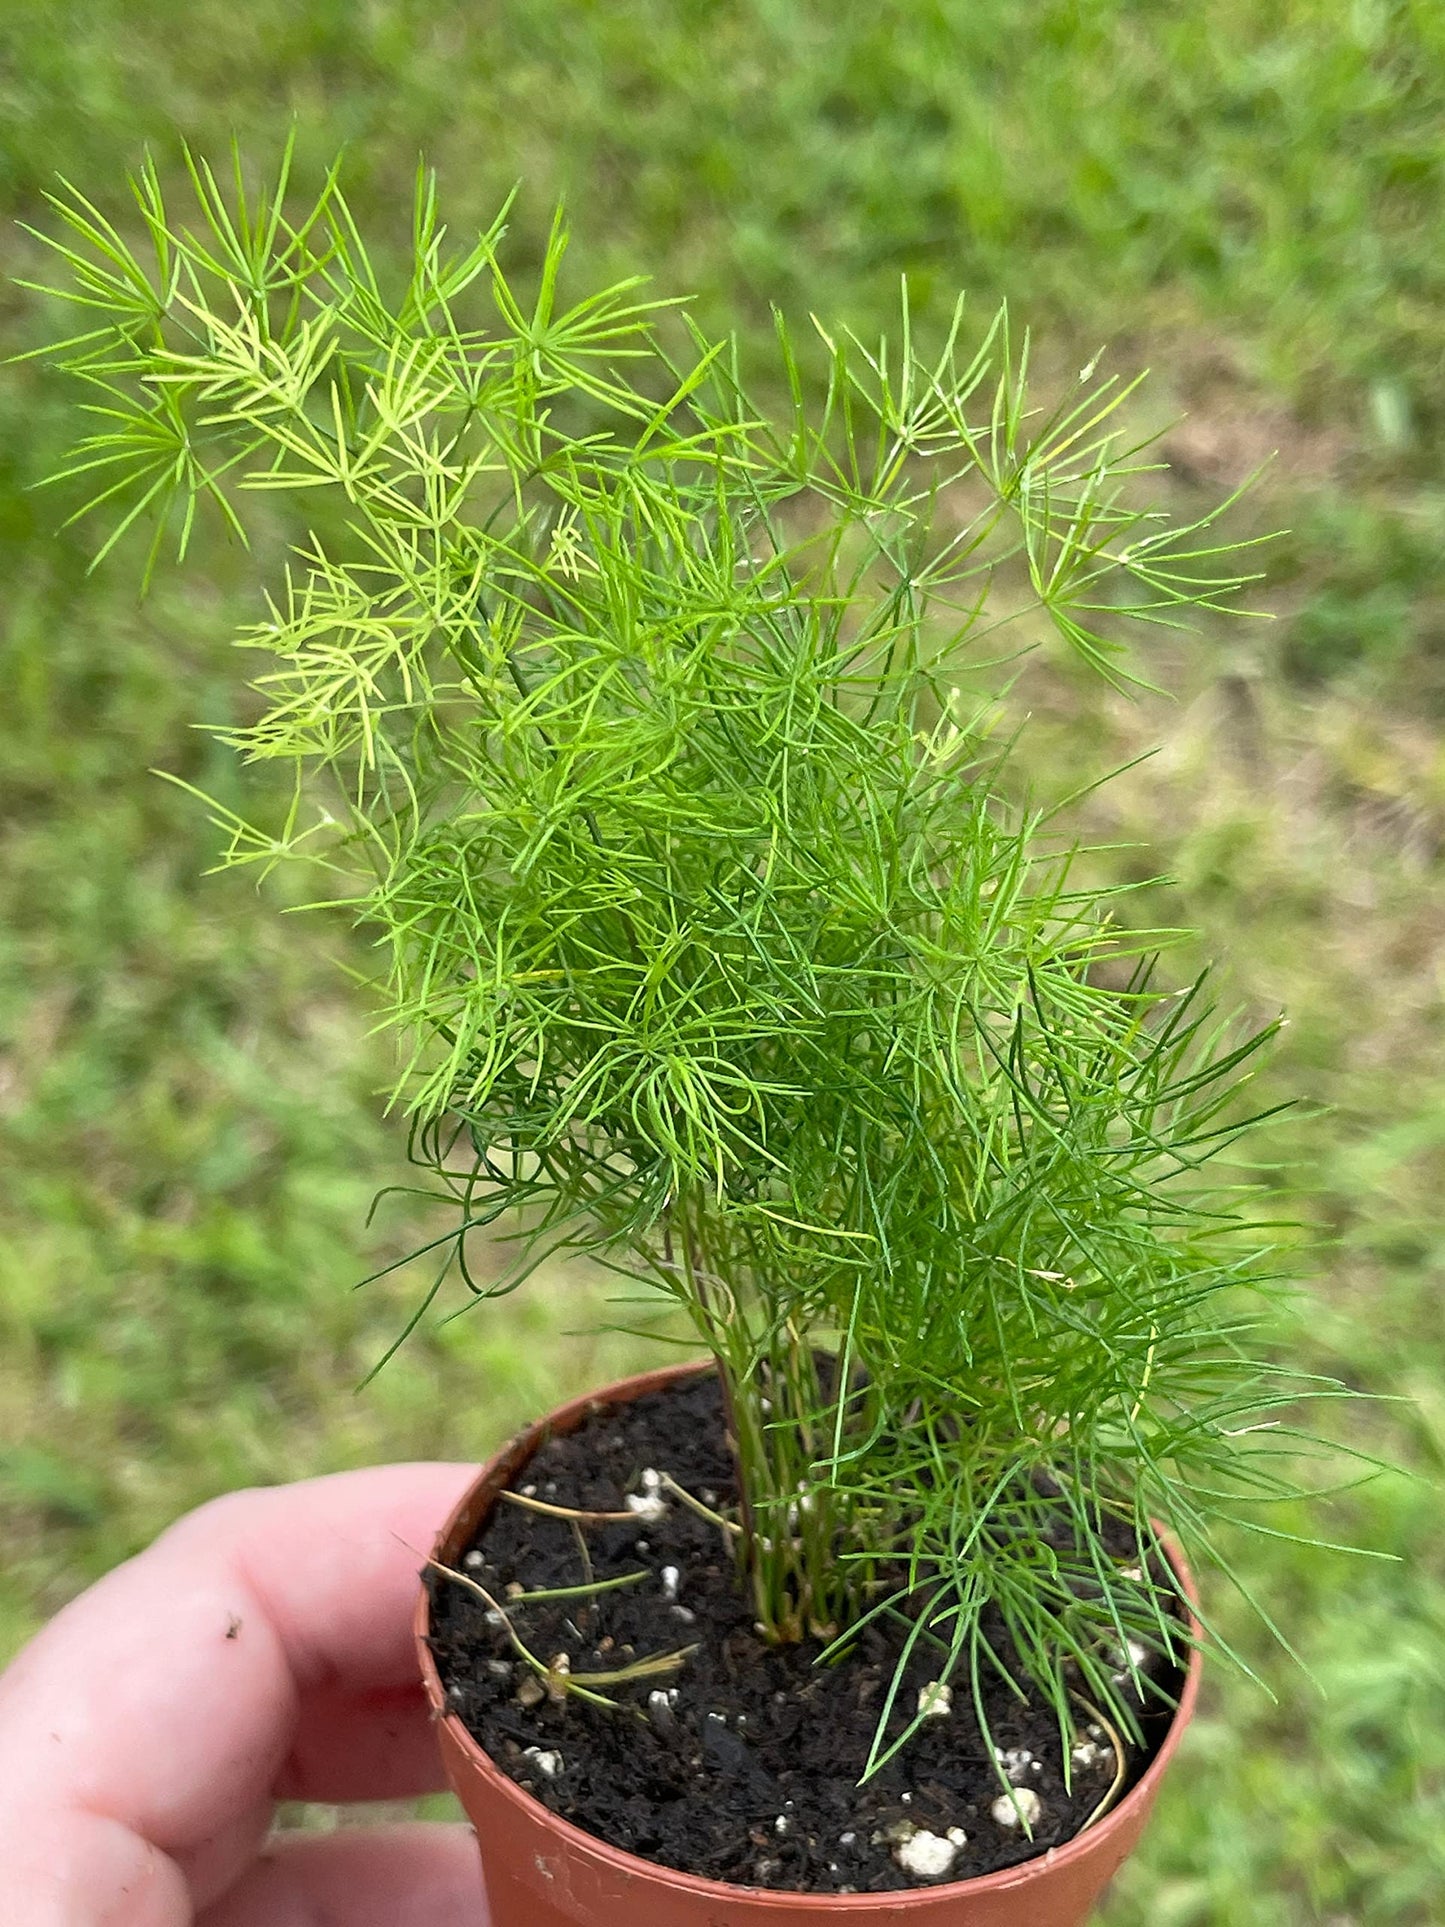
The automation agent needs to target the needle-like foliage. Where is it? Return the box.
[30,145,1334,1785]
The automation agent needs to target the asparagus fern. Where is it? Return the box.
[28,144,1331,1780]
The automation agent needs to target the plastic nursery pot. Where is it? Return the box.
[416,1362,1203,1927]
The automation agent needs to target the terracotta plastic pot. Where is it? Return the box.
[416,1361,1202,1926]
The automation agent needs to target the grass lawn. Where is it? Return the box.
[2,5,1443,1919]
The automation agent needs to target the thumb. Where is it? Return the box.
[199,1822,487,1927]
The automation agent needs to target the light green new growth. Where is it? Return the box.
[31,143,1333,1782]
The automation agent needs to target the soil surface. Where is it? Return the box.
[427,1371,1184,1894]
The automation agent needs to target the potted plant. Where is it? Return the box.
[31,148,1319,1923]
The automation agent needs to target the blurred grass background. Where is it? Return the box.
[1,3,1442,1920]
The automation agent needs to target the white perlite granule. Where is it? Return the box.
[916,1679,953,1719]
[893,1826,968,1881]
[991,1786,1043,1830]
[1110,1637,1150,1680]
[994,1745,1035,1783]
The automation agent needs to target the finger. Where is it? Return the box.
[0,1807,192,1927]
[197,1823,487,1927]
[169,1461,481,1802]
[0,1552,297,1912]
[274,1680,454,1803]
[0,1463,476,1911]
[161,1460,479,1699]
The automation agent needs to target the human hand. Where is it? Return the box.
[0,1464,488,1924]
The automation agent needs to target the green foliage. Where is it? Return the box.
[28,148,1346,1782]
[6,1,1443,431]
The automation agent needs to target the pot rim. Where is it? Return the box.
[415,1357,1203,1910]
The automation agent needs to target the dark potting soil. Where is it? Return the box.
[427,1372,1185,1894]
